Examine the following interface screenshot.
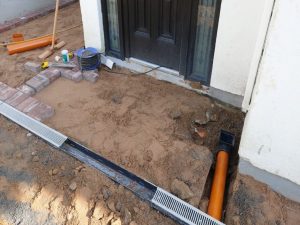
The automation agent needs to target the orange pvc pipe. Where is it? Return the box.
[207,150,229,221]
[7,35,54,55]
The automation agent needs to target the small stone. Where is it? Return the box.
[107,200,116,212]
[32,156,39,162]
[124,208,132,225]
[102,187,111,200]
[61,165,65,170]
[170,110,182,120]
[206,110,218,122]
[231,215,240,225]
[49,170,53,176]
[129,222,138,225]
[133,207,140,214]
[15,152,23,159]
[171,179,194,200]
[52,168,59,175]
[69,182,77,191]
[93,203,104,220]
[196,128,207,139]
[111,218,122,225]
[112,95,122,104]
[115,201,122,212]
[31,151,37,156]
[106,212,114,224]
[199,198,209,212]
[75,165,85,172]
[188,197,201,208]
[27,133,32,137]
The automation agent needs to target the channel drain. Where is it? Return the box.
[152,188,224,225]
[0,102,67,148]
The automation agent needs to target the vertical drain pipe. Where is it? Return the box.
[208,130,235,221]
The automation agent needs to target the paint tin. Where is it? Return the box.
[61,50,69,63]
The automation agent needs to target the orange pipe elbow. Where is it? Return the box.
[207,150,229,221]
[7,35,54,55]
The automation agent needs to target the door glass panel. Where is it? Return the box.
[107,0,120,52]
[192,0,219,83]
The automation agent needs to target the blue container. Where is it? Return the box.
[76,47,101,71]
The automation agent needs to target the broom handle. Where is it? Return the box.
[51,0,60,49]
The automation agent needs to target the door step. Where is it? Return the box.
[0,101,224,225]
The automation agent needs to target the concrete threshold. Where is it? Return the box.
[106,56,209,96]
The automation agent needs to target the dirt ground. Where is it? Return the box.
[1,2,299,225]
[225,174,300,225]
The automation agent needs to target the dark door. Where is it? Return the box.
[127,0,185,70]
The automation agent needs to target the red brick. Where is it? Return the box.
[27,102,54,121]
[83,70,99,83]
[5,91,30,107]
[26,74,49,92]
[17,85,35,96]
[39,68,61,82]
[0,85,18,101]
[16,97,40,112]
[24,61,41,74]
[61,69,83,82]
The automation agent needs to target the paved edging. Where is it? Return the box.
[0,0,78,33]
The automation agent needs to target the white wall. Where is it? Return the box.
[239,0,300,186]
[79,0,105,52]
[0,0,54,24]
[210,0,269,97]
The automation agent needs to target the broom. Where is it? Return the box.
[38,0,66,60]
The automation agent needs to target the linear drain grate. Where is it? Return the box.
[152,188,224,225]
[0,102,67,148]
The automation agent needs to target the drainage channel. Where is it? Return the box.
[0,101,224,225]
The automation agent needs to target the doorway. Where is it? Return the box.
[102,0,221,85]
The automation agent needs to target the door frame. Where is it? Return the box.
[185,0,222,85]
[101,0,219,85]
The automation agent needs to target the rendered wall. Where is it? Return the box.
[210,0,269,98]
[79,0,105,52]
[0,0,54,24]
[239,0,300,187]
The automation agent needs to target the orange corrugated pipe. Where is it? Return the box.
[7,35,55,55]
[207,130,235,221]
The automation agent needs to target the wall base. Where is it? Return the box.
[239,158,300,203]
[209,87,243,108]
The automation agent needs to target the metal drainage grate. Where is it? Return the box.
[0,102,67,148]
[151,188,224,225]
